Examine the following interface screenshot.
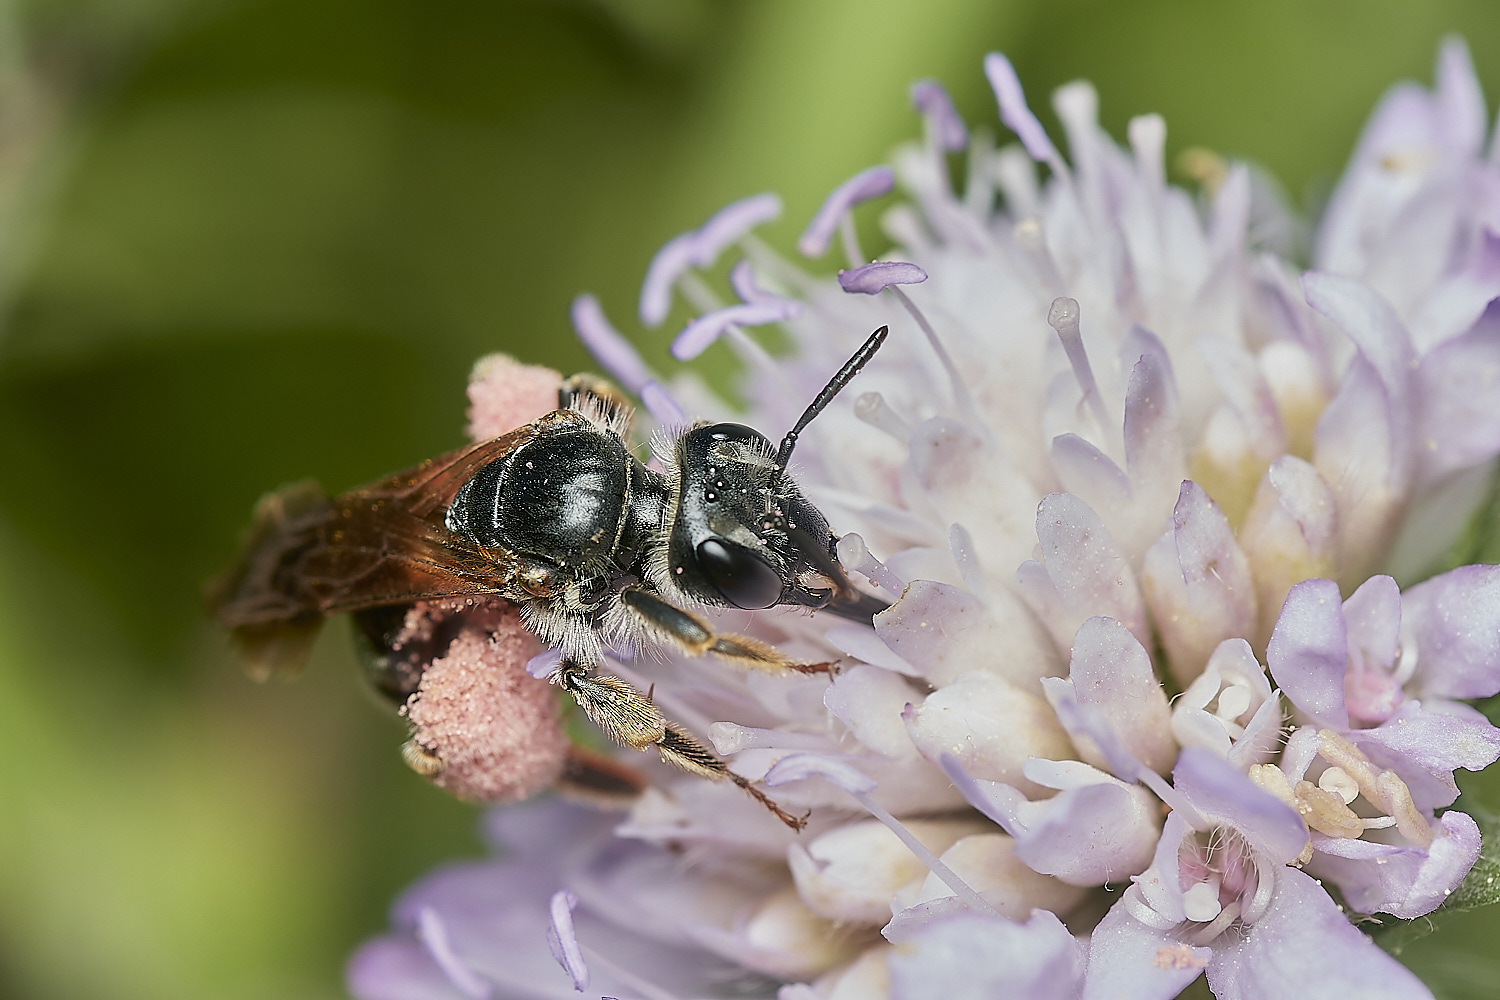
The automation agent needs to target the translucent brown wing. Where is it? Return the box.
[210,427,535,677]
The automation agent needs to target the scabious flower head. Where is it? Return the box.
[350,40,1500,1000]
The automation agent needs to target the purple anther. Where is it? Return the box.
[838,260,929,295]
[727,259,775,304]
[693,192,782,266]
[729,259,806,313]
[911,80,969,152]
[545,889,589,992]
[983,52,1060,165]
[640,380,686,426]
[639,231,699,327]
[671,300,801,361]
[526,649,562,680]
[570,294,652,393]
[798,166,896,258]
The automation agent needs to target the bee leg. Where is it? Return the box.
[555,744,649,807]
[559,373,634,433]
[551,659,806,830]
[619,587,837,676]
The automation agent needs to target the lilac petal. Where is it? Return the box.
[1415,298,1500,483]
[1012,780,1160,885]
[1121,329,1186,504]
[799,166,895,258]
[1266,578,1350,728]
[1173,748,1308,865]
[1313,352,1400,573]
[938,753,1025,835]
[1082,901,1209,1000]
[1343,575,1402,672]
[693,192,781,266]
[639,231,699,327]
[1143,481,1256,686]
[526,648,561,680]
[569,294,652,393]
[910,80,969,152]
[1435,36,1486,155]
[1051,433,1130,515]
[838,260,929,294]
[1025,492,1147,649]
[546,890,588,991]
[982,53,1060,165]
[639,381,686,426]
[1302,271,1416,405]
[1041,676,1144,782]
[348,936,462,1000]
[1134,811,1192,922]
[1360,700,1500,777]
[1304,272,1414,489]
[416,907,492,1000]
[671,300,801,360]
[763,753,876,795]
[1402,563,1500,699]
[1204,868,1430,1000]
[890,910,1085,1000]
[1068,617,1176,773]
[873,578,1061,688]
[1311,809,1480,918]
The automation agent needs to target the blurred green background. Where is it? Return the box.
[2,1,1499,997]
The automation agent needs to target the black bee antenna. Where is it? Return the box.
[775,326,888,471]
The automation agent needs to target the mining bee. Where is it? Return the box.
[212,328,889,828]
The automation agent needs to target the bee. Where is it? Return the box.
[211,327,889,828]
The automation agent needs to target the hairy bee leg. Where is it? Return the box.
[555,744,649,807]
[551,659,806,830]
[619,587,837,676]
[559,373,634,432]
[553,660,668,751]
[657,724,808,831]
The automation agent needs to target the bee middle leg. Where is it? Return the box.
[619,586,836,676]
[551,658,807,830]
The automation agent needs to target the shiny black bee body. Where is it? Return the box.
[213,327,889,827]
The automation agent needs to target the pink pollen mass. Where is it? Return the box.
[465,353,562,441]
[404,599,569,803]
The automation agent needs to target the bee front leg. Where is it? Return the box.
[550,659,807,830]
[619,586,836,676]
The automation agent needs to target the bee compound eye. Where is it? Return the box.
[694,538,783,610]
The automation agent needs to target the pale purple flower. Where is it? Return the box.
[351,42,1500,1000]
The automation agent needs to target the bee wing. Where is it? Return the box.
[210,428,533,677]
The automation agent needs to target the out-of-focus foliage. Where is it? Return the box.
[0,1,1497,997]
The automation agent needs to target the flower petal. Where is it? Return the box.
[1415,297,1500,483]
[1172,748,1308,865]
[1081,900,1208,1000]
[1204,868,1431,1000]
[1266,578,1350,728]
[1310,808,1481,918]
[1068,617,1176,773]
[1401,563,1500,699]
[890,909,1085,1000]
[1141,481,1257,686]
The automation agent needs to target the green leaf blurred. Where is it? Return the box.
[2,0,1499,997]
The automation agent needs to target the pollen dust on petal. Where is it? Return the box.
[1153,943,1208,971]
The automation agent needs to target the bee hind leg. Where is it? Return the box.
[619,587,837,676]
[551,658,807,830]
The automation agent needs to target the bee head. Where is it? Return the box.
[666,422,834,611]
